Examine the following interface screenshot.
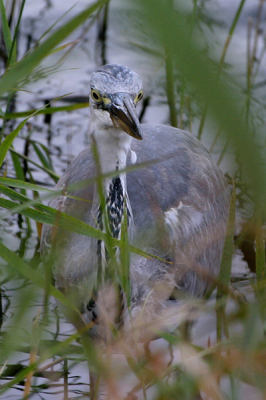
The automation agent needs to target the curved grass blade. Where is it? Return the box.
[0,194,167,263]
[0,241,75,310]
[7,0,26,67]
[216,185,235,341]
[31,142,54,172]
[9,148,60,181]
[10,151,26,196]
[255,213,266,320]
[138,0,266,208]
[0,0,11,52]
[0,177,53,193]
[2,102,90,120]
[0,117,30,167]
[0,0,108,98]
[0,97,63,168]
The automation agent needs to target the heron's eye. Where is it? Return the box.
[91,89,102,103]
[134,90,144,103]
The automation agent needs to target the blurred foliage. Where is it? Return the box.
[0,0,266,399]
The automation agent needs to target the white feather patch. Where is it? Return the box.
[130,149,137,164]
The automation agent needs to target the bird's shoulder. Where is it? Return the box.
[129,123,228,208]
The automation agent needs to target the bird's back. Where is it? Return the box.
[41,123,230,339]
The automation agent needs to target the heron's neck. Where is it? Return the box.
[94,131,131,175]
[89,120,133,235]
[90,122,133,275]
[90,114,132,189]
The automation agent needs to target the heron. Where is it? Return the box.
[41,63,230,352]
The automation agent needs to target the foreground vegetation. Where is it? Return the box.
[0,0,266,399]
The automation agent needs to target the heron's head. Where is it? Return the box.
[89,64,143,140]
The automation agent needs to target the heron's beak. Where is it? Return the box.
[109,94,143,140]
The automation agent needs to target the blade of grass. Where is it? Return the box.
[0,117,30,166]
[119,202,131,308]
[165,1,177,129]
[1,102,90,119]
[0,97,65,168]
[138,0,266,210]
[0,0,14,63]
[218,0,247,73]
[255,213,266,285]
[0,194,167,264]
[0,288,36,363]
[31,142,54,171]
[24,310,41,399]
[0,0,108,98]
[0,176,52,191]
[217,186,236,288]
[198,0,247,139]
[7,0,26,67]
[9,148,60,181]
[49,40,80,55]
[10,151,26,196]
[36,3,78,44]
[0,241,76,310]
[255,212,266,321]
[216,185,235,341]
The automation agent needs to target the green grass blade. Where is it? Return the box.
[9,148,60,181]
[0,118,30,167]
[0,177,53,193]
[0,192,166,264]
[0,0,108,97]
[255,213,266,320]
[0,0,13,59]
[0,194,106,240]
[10,151,26,196]
[216,185,235,341]
[255,213,266,285]
[36,3,77,43]
[219,0,246,70]
[138,0,266,208]
[217,187,236,291]
[7,0,26,67]
[1,102,90,119]
[0,241,75,310]
[0,99,56,168]
[119,204,131,307]
[31,142,54,171]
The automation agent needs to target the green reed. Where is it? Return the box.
[0,0,266,399]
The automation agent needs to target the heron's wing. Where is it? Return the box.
[128,124,230,297]
[40,148,97,293]
[41,124,230,299]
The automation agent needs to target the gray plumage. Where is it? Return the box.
[41,64,230,342]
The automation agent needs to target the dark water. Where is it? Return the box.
[0,0,265,398]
